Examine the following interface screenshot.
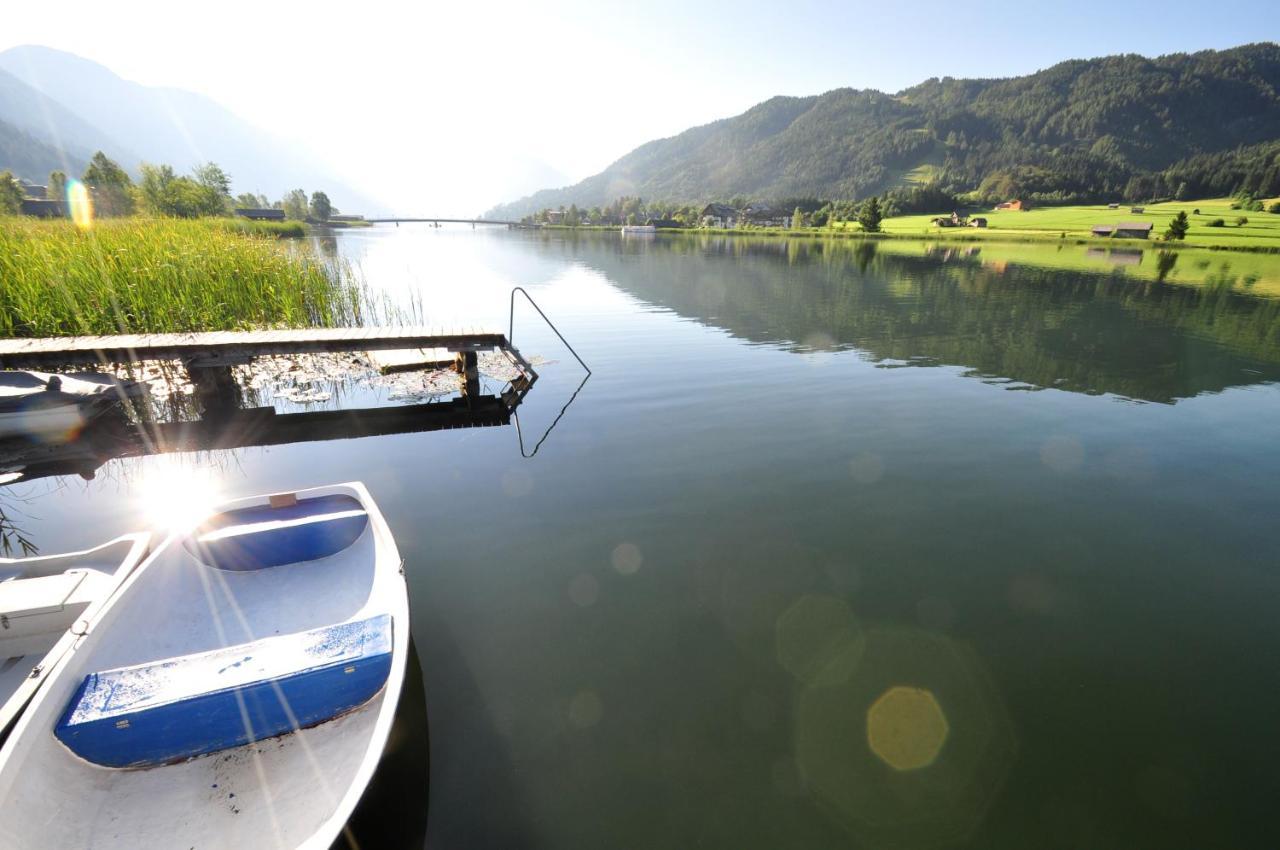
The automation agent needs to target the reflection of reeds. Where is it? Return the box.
[0,494,38,557]
[0,218,366,337]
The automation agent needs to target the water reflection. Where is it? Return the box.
[549,233,1280,403]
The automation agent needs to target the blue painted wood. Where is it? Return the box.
[54,614,393,768]
[186,494,369,571]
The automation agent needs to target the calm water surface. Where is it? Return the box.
[7,229,1280,849]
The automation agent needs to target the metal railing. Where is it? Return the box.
[508,287,591,457]
[509,287,591,376]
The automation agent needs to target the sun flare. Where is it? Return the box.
[136,460,221,532]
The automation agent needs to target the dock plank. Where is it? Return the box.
[0,327,509,368]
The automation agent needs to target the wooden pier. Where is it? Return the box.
[0,328,513,369]
[0,327,538,423]
[0,327,544,483]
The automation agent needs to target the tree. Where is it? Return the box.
[858,196,883,233]
[47,171,67,201]
[1164,210,1189,240]
[82,151,134,216]
[792,206,805,229]
[193,163,232,215]
[0,171,23,214]
[281,189,308,221]
[234,192,269,209]
[309,191,332,222]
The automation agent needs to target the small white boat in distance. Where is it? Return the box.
[0,534,150,740]
[620,224,656,235]
[0,482,409,850]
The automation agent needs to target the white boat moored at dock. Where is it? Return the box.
[0,482,408,849]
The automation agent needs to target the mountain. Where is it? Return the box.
[0,67,134,181]
[0,116,83,181]
[487,43,1280,218]
[0,46,374,211]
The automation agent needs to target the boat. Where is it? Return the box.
[0,482,409,849]
[0,371,147,440]
[620,224,656,235]
[0,534,151,740]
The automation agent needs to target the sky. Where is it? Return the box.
[2,0,1278,215]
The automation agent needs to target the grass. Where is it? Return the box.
[0,217,364,337]
[219,218,308,238]
[866,197,1280,249]
[868,239,1280,297]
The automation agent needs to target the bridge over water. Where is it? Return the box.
[365,217,526,228]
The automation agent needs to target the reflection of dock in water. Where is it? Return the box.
[0,327,539,485]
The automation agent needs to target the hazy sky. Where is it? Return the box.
[3,0,1277,214]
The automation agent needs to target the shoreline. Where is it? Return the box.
[531,223,1280,255]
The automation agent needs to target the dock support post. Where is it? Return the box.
[455,351,479,400]
[187,364,243,421]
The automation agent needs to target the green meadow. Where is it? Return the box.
[0,217,362,337]
[872,198,1280,249]
[870,239,1280,298]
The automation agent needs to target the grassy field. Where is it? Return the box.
[869,239,1280,297]
[0,217,363,337]
[868,198,1280,249]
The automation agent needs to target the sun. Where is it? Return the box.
[136,458,222,532]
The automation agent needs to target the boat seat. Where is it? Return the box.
[54,613,392,768]
[0,571,106,658]
[185,494,369,571]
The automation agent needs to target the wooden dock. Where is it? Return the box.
[0,328,510,369]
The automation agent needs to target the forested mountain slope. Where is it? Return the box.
[489,43,1280,218]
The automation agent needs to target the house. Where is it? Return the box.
[1130,207,1145,214]
[20,199,68,218]
[995,200,1028,211]
[701,203,739,228]
[741,204,790,228]
[969,217,988,228]
[1114,222,1153,239]
[234,208,286,221]
[645,218,681,229]
[20,183,48,199]
[1092,222,1153,240]
[933,211,972,227]
[545,210,565,224]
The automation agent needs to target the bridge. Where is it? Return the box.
[364,217,526,227]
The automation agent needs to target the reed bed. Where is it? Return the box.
[0,217,364,337]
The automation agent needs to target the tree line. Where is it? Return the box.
[0,151,337,221]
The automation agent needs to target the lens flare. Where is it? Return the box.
[66,179,93,229]
[136,458,221,532]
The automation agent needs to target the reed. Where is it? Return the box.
[0,217,364,337]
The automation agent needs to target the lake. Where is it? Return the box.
[6,228,1280,849]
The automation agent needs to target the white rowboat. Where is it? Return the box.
[0,534,151,740]
[0,482,409,849]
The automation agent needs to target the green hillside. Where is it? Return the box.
[488,43,1280,219]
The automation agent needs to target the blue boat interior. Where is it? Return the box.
[185,493,369,571]
[54,614,393,768]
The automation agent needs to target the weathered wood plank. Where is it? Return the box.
[0,327,509,368]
